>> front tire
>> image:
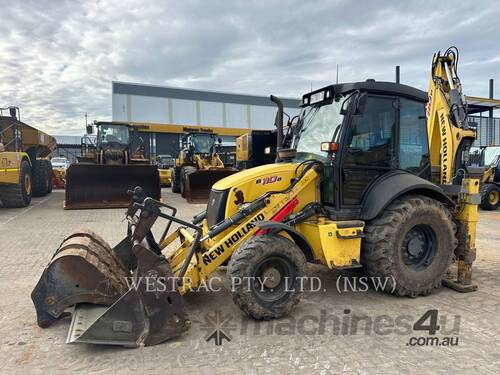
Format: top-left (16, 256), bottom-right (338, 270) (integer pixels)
top-left (480, 183), bottom-right (500, 211)
top-left (227, 234), bottom-right (306, 320)
top-left (362, 195), bottom-right (456, 297)
top-left (0, 159), bottom-right (32, 207)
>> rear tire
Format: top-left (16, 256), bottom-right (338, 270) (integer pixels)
top-left (362, 195), bottom-right (456, 297)
top-left (171, 167), bottom-right (181, 193)
top-left (227, 234), bottom-right (306, 320)
top-left (46, 162), bottom-right (53, 194)
top-left (0, 159), bottom-right (32, 208)
top-left (480, 183), bottom-right (500, 211)
top-left (32, 159), bottom-right (51, 197)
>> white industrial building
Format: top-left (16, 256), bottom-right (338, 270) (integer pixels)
top-left (111, 82), bottom-right (300, 158)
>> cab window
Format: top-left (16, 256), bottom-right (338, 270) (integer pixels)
top-left (399, 98), bottom-right (429, 176)
top-left (343, 96), bottom-right (396, 168)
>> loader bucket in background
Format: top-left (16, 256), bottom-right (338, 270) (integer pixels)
top-left (184, 169), bottom-right (237, 203)
top-left (64, 164), bottom-right (161, 209)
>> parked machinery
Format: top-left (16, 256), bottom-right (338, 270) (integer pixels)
top-left (32, 47), bottom-right (482, 347)
top-left (236, 130), bottom-right (277, 169)
top-left (474, 147), bottom-right (500, 210)
top-left (0, 106), bottom-right (55, 207)
top-left (64, 121), bottom-right (160, 209)
top-left (50, 157), bottom-right (69, 189)
top-left (171, 131), bottom-right (237, 202)
top-left (156, 154), bottom-right (175, 186)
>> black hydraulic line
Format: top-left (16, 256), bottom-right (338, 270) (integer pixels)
top-left (134, 199), bottom-right (203, 284)
top-left (192, 211), bottom-right (206, 225)
top-left (159, 204), bottom-right (178, 243)
top-left (206, 199), bottom-right (267, 238)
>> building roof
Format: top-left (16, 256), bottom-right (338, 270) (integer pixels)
top-left (465, 96), bottom-right (500, 114)
top-left (112, 81), bottom-right (300, 108)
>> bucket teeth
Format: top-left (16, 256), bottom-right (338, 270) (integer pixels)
top-left (31, 229), bottom-right (131, 328)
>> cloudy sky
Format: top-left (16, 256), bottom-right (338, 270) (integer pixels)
top-left (1, 0), bottom-right (500, 135)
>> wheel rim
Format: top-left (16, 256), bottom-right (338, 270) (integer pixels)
top-left (401, 225), bottom-right (437, 271)
top-left (24, 174), bottom-right (32, 195)
top-left (488, 190), bottom-right (499, 205)
top-left (252, 256), bottom-right (294, 302)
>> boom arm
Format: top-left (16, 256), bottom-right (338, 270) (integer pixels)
top-left (427, 47), bottom-right (480, 293)
top-left (426, 47), bottom-right (476, 185)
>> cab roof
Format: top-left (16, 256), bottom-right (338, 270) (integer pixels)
top-left (317, 80), bottom-right (428, 103)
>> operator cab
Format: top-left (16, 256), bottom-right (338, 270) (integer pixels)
top-left (182, 132), bottom-right (222, 156)
top-left (99, 125), bottom-right (130, 146)
top-left (291, 81), bottom-right (430, 218)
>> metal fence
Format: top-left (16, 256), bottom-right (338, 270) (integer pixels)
top-left (470, 116), bottom-right (500, 147)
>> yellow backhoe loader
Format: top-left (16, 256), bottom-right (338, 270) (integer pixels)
top-left (171, 131), bottom-right (237, 202)
top-left (32, 47), bottom-right (482, 347)
top-left (1, 106), bottom-right (56, 207)
top-left (64, 121), bottom-right (160, 209)
top-left (470, 147), bottom-right (500, 210)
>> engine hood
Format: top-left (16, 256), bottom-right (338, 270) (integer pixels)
top-left (207, 162), bottom-right (319, 228)
top-left (212, 163), bottom-right (298, 190)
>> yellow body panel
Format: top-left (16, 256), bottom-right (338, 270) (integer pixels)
top-left (297, 219), bottom-right (363, 268)
top-left (236, 133), bottom-right (250, 162)
top-left (158, 168), bottom-right (172, 186)
top-left (212, 163), bottom-right (319, 220)
top-left (0, 151), bottom-right (28, 185)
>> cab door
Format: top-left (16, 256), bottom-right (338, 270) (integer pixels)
top-left (339, 95), bottom-right (397, 206)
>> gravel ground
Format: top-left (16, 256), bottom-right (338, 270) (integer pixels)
top-left (0, 189), bottom-right (499, 374)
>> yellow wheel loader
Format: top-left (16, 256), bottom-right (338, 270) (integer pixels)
top-left (1, 106), bottom-right (56, 208)
top-left (32, 47), bottom-right (482, 347)
top-left (474, 149), bottom-right (500, 210)
top-left (171, 131), bottom-right (237, 202)
top-left (156, 154), bottom-right (175, 186)
top-left (64, 121), bottom-right (160, 209)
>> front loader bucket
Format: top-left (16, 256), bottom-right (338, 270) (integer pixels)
top-left (31, 228), bottom-right (190, 347)
top-left (31, 230), bottom-right (130, 328)
top-left (184, 169), bottom-right (237, 203)
top-left (64, 164), bottom-right (161, 209)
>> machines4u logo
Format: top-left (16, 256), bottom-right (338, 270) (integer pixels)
top-left (200, 311), bottom-right (236, 346)
top-left (256, 176), bottom-right (282, 185)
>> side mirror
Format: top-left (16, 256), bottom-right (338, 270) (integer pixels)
top-left (321, 142), bottom-right (338, 153)
top-left (9, 107), bottom-right (17, 119)
top-left (86, 125), bottom-right (93, 134)
top-left (218, 138), bottom-right (222, 144)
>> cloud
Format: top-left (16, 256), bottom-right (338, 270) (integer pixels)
top-left (1, 0), bottom-right (500, 135)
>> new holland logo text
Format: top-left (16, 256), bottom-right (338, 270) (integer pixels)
top-left (256, 176), bottom-right (282, 185)
top-left (439, 112), bottom-right (448, 183)
top-left (202, 213), bottom-right (265, 265)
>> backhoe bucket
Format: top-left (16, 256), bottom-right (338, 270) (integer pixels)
top-left (31, 228), bottom-right (190, 347)
top-left (64, 164), bottom-right (161, 209)
top-left (184, 169), bottom-right (237, 203)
